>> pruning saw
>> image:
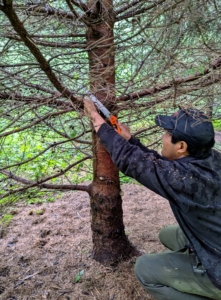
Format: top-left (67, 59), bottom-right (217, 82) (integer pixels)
top-left (85, 90), bottom-right (121, 134)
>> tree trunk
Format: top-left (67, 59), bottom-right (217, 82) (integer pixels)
top-left (86, 0), bottom-right (137, 264)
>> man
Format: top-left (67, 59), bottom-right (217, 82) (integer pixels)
top-left (84, 98), bottom-right (221, 300)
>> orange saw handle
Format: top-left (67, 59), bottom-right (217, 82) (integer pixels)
top-left (110, 115), bottom-right (121, 134)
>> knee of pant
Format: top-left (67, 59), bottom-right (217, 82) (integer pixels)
top-left (158, 227), bottom-right (166, 244)
top-left (134, 254), bottom-right (155, 285)
top-left (158, 225), bottom-right (171, 245)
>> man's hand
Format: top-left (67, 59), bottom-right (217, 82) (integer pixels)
top-left (83, 97), bottom-right (98, 119)
top-left (83, 97), bottom-right (131, 139)
top-left (83, 97), bottom-right (105, 132)
top-left (118, 122), bottom-right (132, 140)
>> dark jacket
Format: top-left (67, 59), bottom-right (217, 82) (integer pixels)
top-left (97, 123), bottom-right (221, 289)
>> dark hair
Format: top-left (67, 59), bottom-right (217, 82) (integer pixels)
top-left (171, 134), bottom-right (215, 159)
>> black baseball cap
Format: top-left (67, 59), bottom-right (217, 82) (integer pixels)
top-left (155, 108), bottom-right (215, 147)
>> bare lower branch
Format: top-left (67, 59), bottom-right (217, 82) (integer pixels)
top-left (0, 156), bottom-right (92, 199)
top-left (65, 0), bottom-right (80, 19)
top-left (133, 125), bottom-right (158, 137)
top-left (0, 62), bottom-right (38, 68)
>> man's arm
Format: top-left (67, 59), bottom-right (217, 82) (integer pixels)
top-left (128, 135), bottom-right (162, 158)
top-left (84, 98), bottom-right (160, 158)
top-left (96, 122), bottom-right (171, 196)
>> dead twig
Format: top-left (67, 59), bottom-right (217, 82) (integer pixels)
top-left (56, 289), bottom-right (74, 300)
top-left (14, 269), bottom-right (46, 288)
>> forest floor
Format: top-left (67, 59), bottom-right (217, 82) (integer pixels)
top-left (0, 183), bottom-right (176, 300)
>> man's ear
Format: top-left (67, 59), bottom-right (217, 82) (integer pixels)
top-left (177, 141), bottom-right (188, 154)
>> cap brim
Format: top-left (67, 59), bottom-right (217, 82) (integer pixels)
top-left (155, 115), bottom-right (174, 130)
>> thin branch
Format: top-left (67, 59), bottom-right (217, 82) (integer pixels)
top-left (115, 0), bottom-right (145, 16)
top-left (0, 105), bottom-right (38, 134)
top-left (65, 0), bottom-right (80, 19)
top-left (30, 33), bottom-right (86, 38)
top-left (1, 34), bottom-right (86, 49)
top-left (133, 125), bottom-right (158, 137)
top-left (70, 0), bottom-right (88, 12)
top-left (14, 270), bottom-right (44, 289)
top-left (0, 62), bottom-right (38, 68)
top-left (0, 108), bottom-right (74, 138)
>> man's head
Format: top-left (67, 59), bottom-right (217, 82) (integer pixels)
top-left (155, 108), bottom-right (215, 160)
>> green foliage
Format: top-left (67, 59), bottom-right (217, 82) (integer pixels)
top-left (0, 189), bottom-right (61, 206)
top-left (120, 173), bottom-right (133, 184)
top-left (35, 209), bottom-right (45, 215)
top-left (0, 214), bottom-right (13, 226)
top-left (213, 119), bottom-right (221, 131)
top-left (74, 269), bottom-right (85, 283)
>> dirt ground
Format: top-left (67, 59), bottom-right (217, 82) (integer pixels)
top-left (0, 183), bottom-right (176, 300)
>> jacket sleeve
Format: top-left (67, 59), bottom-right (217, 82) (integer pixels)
top-left (128, 136), bottom-right (162, 158)
top-left (97, 123), bottom-right (175, 199)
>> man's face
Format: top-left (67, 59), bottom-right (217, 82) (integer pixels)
top-left (161, 130), bottom-right (178, 160)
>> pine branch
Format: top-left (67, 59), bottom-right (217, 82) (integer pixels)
top-left (116, 57), bottom-right (221, 102)
top-left (1, 2), bottom-right (79, 104)
top-left (15, 4), bottom-right (77, 21)
top-left (0, 156), bottom-right (92, 199)
top-left (116, 0), bottom-right (167, 20)
top-left (0, 92), bottom-right (72, 109)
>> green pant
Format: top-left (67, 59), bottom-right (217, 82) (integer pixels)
top-left (134, 224), bottom-right (221, 300)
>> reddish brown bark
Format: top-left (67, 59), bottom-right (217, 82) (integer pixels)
top-left (91, 134), bottom-right (136, 263)
top-left (86, 0), bottom-right (137, 263)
